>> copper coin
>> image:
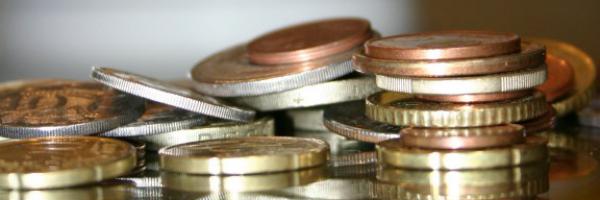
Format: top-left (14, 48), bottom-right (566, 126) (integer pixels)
top-left (416, 90), bottom-right (532, 103)
top-left (247, 18), bottom-right (372, 65)
top-left (401, 124), bottom-right (525, 150)
top-left (519, 105), bottom-right (556, 135)
top-left (536, 54), bottom-right (575, 102)
top-left (365, 30), bottom-right (521, 60)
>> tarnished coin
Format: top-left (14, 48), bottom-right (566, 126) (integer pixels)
top-left (286, 107), bottom-right (327, 131)
top-left (377, 136), bottom-right (547, 170)
top-left (247, 18), bottom-right (372, 65)
top-left (323, 101), bottom-right (402, 143)
top-left (0, 136), bottom-right (136, 189)
top-left (100, 102), bottom-right (206, 137)
top-left (401, 124), bottom-right (525, 150)
top-left (91, 67), bottom-right (255, 122)
top-left (366, 91), bottom-right (548, 127)
top-left (131, 117), bottom-right (274, 151)
top-left (159, 136), bottom-right (329, 174)
top-left (537, 54), bottom-right (575, 102)
top-left (0, 80), bottom-right (143, 138)
top-left (229, 76), bottom-right (380, 111)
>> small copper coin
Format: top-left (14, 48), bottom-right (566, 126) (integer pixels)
top-left (536, 54), bottom-right (575, 102)
top-left (365, 30), bottom-right (521, 60)
top-left (519, 105), bottom-right (556, 135)
top-left (247, 18), bottom-right (372, 65)
top-left (416, 90), bottom-right (532, 103)
top-left (401, 124), bottom-right (525, 150)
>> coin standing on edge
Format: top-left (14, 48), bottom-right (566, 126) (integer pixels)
top-left (91, 67), bottom-right (255, 122)
top-left (159, 136), bottom-right (329, 174)
top-left (400, 124), bottom-right (525, 149)
top-left (0, 136), bottom-right (136, 189)
top-left (0, 79), bottom-right (143, 138)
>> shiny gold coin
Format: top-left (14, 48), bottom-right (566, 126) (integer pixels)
top-left (525, 37), bottom-right (596, 116)
top-left (0, 136), bottom-right (136, 189)
top-left (159, 136), bottom-right (329, 174)
top-left (376, 136), bottom-right (547, 170)
top-left (161, 167), bottom-right (325, 193)
top-left (366, 91), bottom-right (548, 127)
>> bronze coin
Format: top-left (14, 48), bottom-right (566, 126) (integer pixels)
top-left (401, 124), bottom-right (525, 150)
top-left (365, 30), bottom-right (521, 60)
top-left (519, 105), bottom-right (556, 135)
top-left (416, 90), bottom-right (532, 103)
top-left (537, 54), bottom-right (575, 102)
top-left (247, 18), bottom-right (372, 65)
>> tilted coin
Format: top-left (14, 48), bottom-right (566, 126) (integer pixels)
top-left (286, 107), bottom-right (327, 131)
top-left (537, 54), bottom-right (575, 102)
top-left (366, 91), bottom-right (548, 127)
top-left (354, 42), bottom-right (545, 77)
top-left (377, 136), bottom-right (548, 170)
top-left (0, 80), bottom-right (143, 138)
top-left (159, 136), bottom-right (329, 174)
top-left (0, 183), bottom-right (132, 200)
top-left (99, 102), bottom-right (207, 137)
top-left (416, 90), bottom-right (532, 103)
top-left (375, 65), bottom-right (546, 95)
top-left (0, 136), bottom-right (136, 189)
top-left (525, 37), bottom-right (596, 116)
top-left (323, 101), bottom-right (402, 143)
top-left (365, 30), bottom-right (521, 60)
top-left (91, 67), bottom-right (255, 122)
top-left (228, 76), bottom-right (380, 111)
top-left (131, 117), bottom-right (274, 151)
top-left (401, 124), bottom-right (525, 150)
top-left (247, 18), bottom-right (372, 65)
top-left (161, 167), bottom-right (325, 193)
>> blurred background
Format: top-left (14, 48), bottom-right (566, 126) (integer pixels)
top-left (0, 0), bottom-right (598, 81)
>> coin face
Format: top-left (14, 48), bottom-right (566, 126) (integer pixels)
top-left (365, 30), bottom-right (520, 60)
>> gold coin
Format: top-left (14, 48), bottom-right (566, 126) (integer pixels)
top-left (0, 136), bottom-right (136, 189)
top-left (376, 136), bottom-right (547, 170)
top-left (159, 136), bottom-right (329, 174)
top-left (161, 167), bottom-right (325, 192)
top-left (525, 37), bottom-right (596, 116)
top-left (366, 91), bottom-right (548, 127)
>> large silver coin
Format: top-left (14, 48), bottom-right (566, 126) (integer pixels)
top-left (0, 79), bottom-right (143, 138)
top-left (99, 102), bottom-right (206, 137)
top-left (229, 76), bottom-right (380, 111)
top-left (323, 101), bottom-right (401, 143)
top-left (91, 67), bottom-right (255, 122)
top-left (286, 108), bottom-right (327, 131)
top-left (130, 117), bottom-right (275, 151)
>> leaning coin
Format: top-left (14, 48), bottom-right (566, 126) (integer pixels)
top-left (228, 76), bottom-right (380, 111)
top-left (0, 79), bottom-right (143, 138)
top-left (323, 101), bottom-right (402, 143)
top-left (131, 117), bottom-right (274, 151)
top-left (91, 67), bottom-right (255, 122)
top-left (99, 102), bottom-right (206, 137)
top-left (159, 136), bottom-right (329, 174)
top-left (0, 136), bottom-right (136, 189)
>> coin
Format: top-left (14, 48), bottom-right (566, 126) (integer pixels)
top-left (91, 67), bottom-right (255, 122)
top-left (537, 54), bottom-right (575, 102)
top-left (366, 91), bottom-right (548, 127)
top-left (131, 117), bottom-right (274, 151)
top-left (247, 18), bottom-right (372, 65)
top-left (520, 106), bottom-right (556, 134)
top-left (99, 102), bottom-right (207, 137)
top-left (274, 178), bottom-right (374, 200)
top-left (229, 76), bottom-right (380, 111)
top-left (377, 136), bottom-right (547, 170)
top-left (354, 42), bottom-right (545, 77)
top-left (161, 167), bottom-right (325, 192)
top-left (190, 45), bottom-right (356, 97)
top-left (293, 130), bottom-right (371, 154)
top-left (286, 107), bottom-right (327, 131)
top-left (0, 136), bottom-right (136, 189)
top-left (375, 65), bottom-right (546, 95)
top-left (159, 136), bottom-right (329, 174)
top-left (323, 101), bottom-right (402, 143)
top-left (400, 124), bottom-right (525, 150)
top-left (416, 90), bottom-right (532, 103)
top-left (0, 79), bottom-right (143, 138)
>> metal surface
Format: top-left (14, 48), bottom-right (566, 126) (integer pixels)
top-left (286, 107), bottom-right (328, 131)
top-left (91, 67), bottom-right (255, 122)
top-left (537, 54), bottom-right (575, 102)
top-left (401, 124), bottom-right (525, 149)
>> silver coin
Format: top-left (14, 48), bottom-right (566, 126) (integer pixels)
top-left (578, 98), bottom-right (600, 128)
top-left (130, 117), bottom-right (275, 151)
top-left (229, 76), bottom-right (380, 111)
top-left (99, 102), bottom-right (207, 137)
top-left (91, 67), bottom-right (255, 122)
top-left (323, 101), bottom-right (402, 143)
top-left (286, 108), bottom-right (327, 131)
top-left (189, 45), bottom-right (356, 97)
top-left (0, 79), bottom-right (144, 138)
